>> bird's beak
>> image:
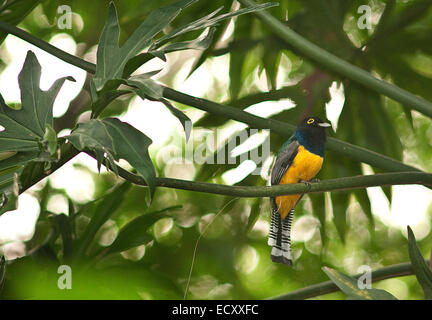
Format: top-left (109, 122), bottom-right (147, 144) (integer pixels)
top-left (318, 122), bottom-right (331, 128)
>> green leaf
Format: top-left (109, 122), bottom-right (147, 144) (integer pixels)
top-left (0, 51), bottom-right (72, 211)
top-left (353, 188), bottom-right (374, 229)
top-left (186, 0), bottom-right (234, 77)
top-left (0, 151), bottom-right (40, 173)
top-left (74, 182), bottom-right (131, 259)
top-left (322, 267), bottom-right (398, 300)
top-left (102, 118), bottom-right (156, 196)
top-left (407, 226), bottom-right (432, 300)
top-left (331, 191), bottom-right (350, 243)
top-left (122, 53), bottom-right (162, 79)
top-left (125, 75), bottom-right (163, 100)
top-left (93, 0), bottom-right (198, 92)
top-left (246, 199), bottom-right (261, 233)
top-left (0, 152), bottom-right (40, 215)
top-left (154, 27), bottom-right (216, 55)
top-left (160, 99), bottom-right (192, 142)
top-left (309, 192), bottom-right (327, 246)
top-left (108, 206), bottom-right (181, 253)
top-left (67, 119), bottom-right (117, 172)
top-left (0, 255), bottom-right (5, 293)
top-left (0, 151), bottom-right (17, 161)
top-left (67, 118), bottom-right (157, 196)
top-left (0, 51), bottom-right (73, 153)
top-left (123, 75), bottom-right (192, 141)
top-left (262, 45), bottom-right (279, 90)
top-left (41, 1), bottom-right (59, 25)
top-left (0, 172), bottom-right (19, 215)
top-left (90, 85), bottom-right (127, 119)
top-left (52, 213), bottom-right (73, 262)
top-left (0, 0), bottom-right (42, 44)
top-left (151, 2), bottom-right (278, 50)
top-left (229, 43), bottom-right (246, 100)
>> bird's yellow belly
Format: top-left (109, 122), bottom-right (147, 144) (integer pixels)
top-left (275, 145), bottom-right (323, 219)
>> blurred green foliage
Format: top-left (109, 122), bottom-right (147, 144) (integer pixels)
top-left (0, 0), bottom-right (432, 300)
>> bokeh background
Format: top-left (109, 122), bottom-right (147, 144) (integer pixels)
top-left (0, 0), bottom-right (432, 299)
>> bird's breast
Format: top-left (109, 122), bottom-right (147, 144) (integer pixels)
top-left (281, 145), bottom-right (324, 183)
top-left (275, 145), bottom-right (323, 218)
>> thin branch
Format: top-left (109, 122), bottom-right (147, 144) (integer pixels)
top-left (157, 172), bottom-right (432, 196)
top-left (85, 152), bottom-right (432, 196)
top-left (268, 262), bottom-right (414, 300)
top-left (238, 0), bottom-right (432, 119)
top-left (20, 143), bottom-right (79, 193)
top-left (0, 20), bottom-right (96, 74)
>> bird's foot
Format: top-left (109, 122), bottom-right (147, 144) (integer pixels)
top-left (299, 178), bottom-right (320, 191)
top-left (299, 179), bottom-right (312, 191)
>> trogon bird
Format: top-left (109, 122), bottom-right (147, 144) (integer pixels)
top-left (269, 116), bottom-right (330, 265)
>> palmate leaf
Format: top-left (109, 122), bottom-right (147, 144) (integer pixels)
top-left (322, 267), bottom-right (398, 300)
top-left (0, 51), bottom-right (73, 154)
top-left (0, 51), bottom-right (73, 214)
top-left (91, 0), bottom-right (198, 141)
top-left (67, 118), bottom-right (156, 197)
top-left (92, 0), bottom-right (198, 93)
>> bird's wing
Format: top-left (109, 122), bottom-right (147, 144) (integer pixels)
top-left (271, 138), bottom-right (299, 186)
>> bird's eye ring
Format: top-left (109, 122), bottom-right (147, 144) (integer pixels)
top-left (307, 118), bottom-right (315, 124)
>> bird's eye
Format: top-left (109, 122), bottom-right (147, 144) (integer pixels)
top-left (307, 118), bottom-right (315, 124)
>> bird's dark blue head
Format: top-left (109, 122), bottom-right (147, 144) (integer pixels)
top-left (294, 116), bottom-right (331, 156)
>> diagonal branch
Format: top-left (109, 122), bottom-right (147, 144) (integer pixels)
top-left (162, 87), bottom-right (421, 173)
top-left (0, 20), bottom-right (427, 197)
top-left (0, 20), bottom-right (96, 74)
top-left (84, 150), bottom-right (432, 196)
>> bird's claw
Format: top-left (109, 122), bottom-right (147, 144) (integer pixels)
top-left (299, 179), bottom-right (312, 191)
top-left (300, 178), bottom-right (320, 191)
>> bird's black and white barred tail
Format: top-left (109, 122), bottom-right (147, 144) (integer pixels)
top-left (268, 209), bottom-right (294, 265)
